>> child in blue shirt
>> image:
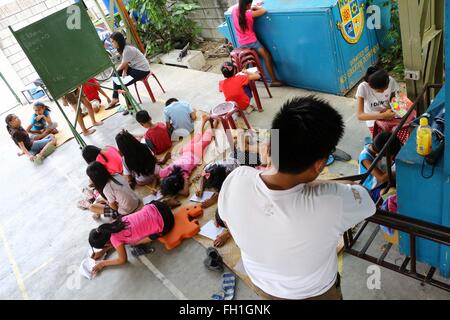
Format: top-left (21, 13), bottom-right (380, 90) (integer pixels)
top-left (27, 101), bottom-right (58, 139)
top-left (359, 132), bottom-right (402, 193)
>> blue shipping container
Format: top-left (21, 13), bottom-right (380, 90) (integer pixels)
top-left (221, 0), bottom-right (380, 95)
top-left (396, 89), bottom-right (450, 278)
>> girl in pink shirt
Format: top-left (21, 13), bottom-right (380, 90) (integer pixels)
top-left (82, 145), bottom-right (123, 174)
top-left (89, 201), bottom-right (174, 274)
top-left (231, 0), bottom-right (282, 87)
top-left (160, 118), bottom-right (214, 197)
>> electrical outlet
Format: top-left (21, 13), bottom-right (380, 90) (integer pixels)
top-left (404, 70), bottom-right (421, 81)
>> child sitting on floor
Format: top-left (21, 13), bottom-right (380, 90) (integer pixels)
top-left (27, 101), bottom-right (58, 138)
top-left (356, 66), bottom-right (400, 135)
top-left (160, 115), bottom-right (213, 197)
top-left (135, 110), bottom-right (172, 155)
top-left (359, 132), bottom-right (402, 198)
top-left (115, 130), bottom-right (171, 189)
top-left (88, 201), bottom-right (175, 274)
top-left (82, 145), bottom-right (123, 174)
top-left (219, 61), bottom-right (261, 114)
top-left (82, 78), bottom-right (112, 113)
top-left (6, 114), bottom-right (57, 164)
top-left (86, 161), bottom-right (140, 219)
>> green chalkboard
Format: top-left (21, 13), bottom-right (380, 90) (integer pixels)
top-left (11, 2), bottom-right (112, 99)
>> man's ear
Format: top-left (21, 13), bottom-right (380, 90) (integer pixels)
top-left (314, 158), bottom-right (327, 175)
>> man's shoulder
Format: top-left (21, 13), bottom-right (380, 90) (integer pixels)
top-left (224, 166), bottom-right (258, 186)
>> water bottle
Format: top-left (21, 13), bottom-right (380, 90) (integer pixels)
top-left (416, 117), bottom-right (432, 156)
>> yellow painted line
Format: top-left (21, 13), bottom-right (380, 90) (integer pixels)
top-left (0, 224), bottom-right (29, 300)
top-left (23, 258), bottom-right (54, 282)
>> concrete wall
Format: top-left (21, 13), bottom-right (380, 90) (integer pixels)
top-left (191, 0), bottom-right (235, 41)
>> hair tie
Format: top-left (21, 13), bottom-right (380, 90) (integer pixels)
top-left (202, 172), bottom-right (211, 180)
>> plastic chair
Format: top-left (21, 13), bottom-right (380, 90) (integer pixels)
top-left (230, 48), bottom-right (272, 98)
top-left (208, 102), bottom-right (252, 149)
top-left (134, 72), bottom-right (165, 104)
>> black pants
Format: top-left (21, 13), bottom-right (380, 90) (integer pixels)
top-left (148, 201), bottom-right (175, 240)
top-left (113, 67), bottom-right (150, 99)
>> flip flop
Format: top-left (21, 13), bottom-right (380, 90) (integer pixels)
top-left (326, 154), bottom-right (335, 166)
top-left (211, 291), bottom-right (225, 300)
top-left (332, 148), bottom-right (351, 162)
top-left (222, 273), bottom-right (236, 300)
top-left (131, 245), bottom-right (155, 257)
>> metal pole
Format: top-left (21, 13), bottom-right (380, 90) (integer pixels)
top-left (0, 71), bottom-right (21, 105)
top-left (111, 65), bottom-right (141, 114)
top-left (54, 99), bottom-right (86, 149)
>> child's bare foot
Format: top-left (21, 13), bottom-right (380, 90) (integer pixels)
top-left (93, 121), bottom-right (104, 126)
top-left (51, 128), bottom-right (59, 134)
top-left (214, 231), bottom-right (231, 248)
top-left (82, 128), bottom-right (96, 136)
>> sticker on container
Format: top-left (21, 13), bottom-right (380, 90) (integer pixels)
top-left (337, 0), bottom-right (365, 44)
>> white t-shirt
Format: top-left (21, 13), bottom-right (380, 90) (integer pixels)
top-left (122, 45), bottom-right (151, 72)
top-left (355, 77), bottom-right (400, 127)
top-left (103, 174), bottom-right (140, 215)
top-left (218, 167), bottom-right (376, 300)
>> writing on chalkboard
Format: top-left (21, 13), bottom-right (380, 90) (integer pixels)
top-left (23, 30), bottom-right (50, 51)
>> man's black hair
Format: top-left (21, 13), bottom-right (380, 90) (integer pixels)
top-left (136, 110), bottom-right (151, 124)
top-left (271, 96), bottom-right (344, 174)
top-left (165, 98), bottom-right (179, 107)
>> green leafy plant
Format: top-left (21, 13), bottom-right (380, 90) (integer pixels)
top-left (126, 0), bottom-right (202, 56)
top-left (367, 0), bottom-right (404, 79)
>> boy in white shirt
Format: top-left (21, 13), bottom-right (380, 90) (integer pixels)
top-left (218, 96), bottom-right (376, 300)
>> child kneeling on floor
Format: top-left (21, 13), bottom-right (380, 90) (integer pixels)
top-left (86, 161), bottom-right (140, 219)
top-left (135, 110), bottom-right (172, 155)
top-left (219, 61), bottom-right (261, 114)
top-left (89, 201), bottom-right (175, 274)
top-left (160, 115), bottom-right (214, 197)
top-left (359, 132), bottom-right (402, 200)
top-left (115, 130), bottom-right (170, 189)
top-left (6, 114), bottom-right (57, 164)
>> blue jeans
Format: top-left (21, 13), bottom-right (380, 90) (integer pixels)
top-left (240, 40), bottom-right (263, 50)
top-left (29, 135), bottom-right (53, 155)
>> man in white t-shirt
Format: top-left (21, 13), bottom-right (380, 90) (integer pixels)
top-left (218, 96), bottom-right (376, 300)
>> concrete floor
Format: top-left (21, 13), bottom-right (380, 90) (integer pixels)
top-left (1, 64), bottom-right (449, 300)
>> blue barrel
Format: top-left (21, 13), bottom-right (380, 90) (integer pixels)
top-left (221, 0), bottom-right (380, 95)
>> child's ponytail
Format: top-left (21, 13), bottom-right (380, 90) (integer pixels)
top-left (239, 0), bottom-right (253, 32)
top-left (89, 218), bottom-right (129, 249)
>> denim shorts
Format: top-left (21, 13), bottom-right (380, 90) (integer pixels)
top-left (29, 135), bottom-right (53, 155)
top-left (240, 40), bottom-right (263, 50)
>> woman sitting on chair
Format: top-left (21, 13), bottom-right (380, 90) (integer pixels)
top-left (107, 32), bottom-right (151, 115)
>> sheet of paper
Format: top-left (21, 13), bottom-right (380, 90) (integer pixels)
top-left (79, 258), bottom-right (96, 280)
top-left (190, 191), bottom-right (215, 203)
top-left (246, 67), bottom-right (258, 73)
top-left (112, 75), bottom-right (134, 86)
top-left (143, 191), bottom-right (163, 205)
top-left (199, 220), bottom-right (225, 241)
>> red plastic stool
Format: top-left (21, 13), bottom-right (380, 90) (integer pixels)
top-left (208, 102), bottom-right (252, 149)
top-left (230, 48), bottom-right (272, 98)
top-left (134, 72), bottom-right (165, 104)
